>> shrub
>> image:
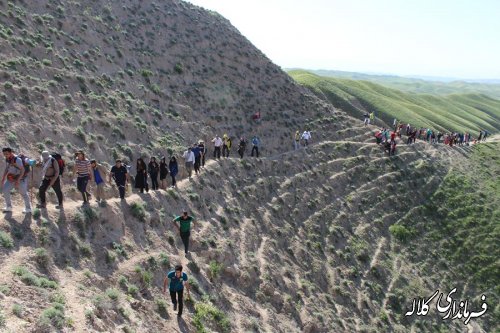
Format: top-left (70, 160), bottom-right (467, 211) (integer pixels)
top-left (34, 247), bottom-right (50, 267)
top-left (32, 208), bottom-right (41, 220)
top-left (159, 253), bottom-right (169, 267)
top-left (106, 288), bottom-right (120, 301)
top-left (130, 202), bottom-right (146, 221)
top-left (141, 270), bottom-right (153, 286)
top-left (193, 301), bottom-right (231, 333)
top-left (389, 224), bottom-right (412, 242)
top-left (12, 304), bottom-right (23, 317)
top-left (127, 284), bottom-right (139, 296)
top-left (118, 275), bottom-right (128, 287)
top-left (0, 310), bottom-right (4, 327)
top-left (0, 231), bottom-right (14, 248)
top-left (40, 303), bottom-right (66, 329)
top-left (155, 298), bottom-right (168, 317)
top-left (79, 242), bottom-right (93, 257)
top-left (208, 261), bottom-right (223, 280)
top-left (3, 81), bottom-right (13, 89)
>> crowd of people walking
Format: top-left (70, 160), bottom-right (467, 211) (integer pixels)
top-left (372, 117), bottom-right (491, 156)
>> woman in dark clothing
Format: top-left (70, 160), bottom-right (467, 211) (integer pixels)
top-left (168, 156), bottom-right (178, 188)
top-left (159, 157), bottom-right (169, 190)
top-left (148, 157), bottom-right (160, 190)
top-left (135, 158), bottom-right (149, 193)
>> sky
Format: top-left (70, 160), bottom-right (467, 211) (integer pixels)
top-left (186, 0), bottom-right (500, 80)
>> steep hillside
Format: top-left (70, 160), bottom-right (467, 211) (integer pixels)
top-left (298, 69), bottom-right (500, 100)
top-left (1, 119), bottom-right (497, 332)
top-left (289, 70), bottom-right (500, 134)
top-left (0, 0), bottom-right (335, 165)
top-left (0, 1), bottom-right (498, 333)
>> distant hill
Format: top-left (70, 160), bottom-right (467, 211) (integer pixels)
top-left (289, 69), bottom-right (500, 100)
top-left (289, 70), bottom-right (500, 134)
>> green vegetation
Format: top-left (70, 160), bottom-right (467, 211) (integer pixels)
top-left (0, 231), bottom-right (14, 248)
top-left (12, 266), bottom-right (58, 289)
top-left (130, 202), bottom-right (146, 221)
top-left (289, 70), bottom-right (500, 134)
top-left (398, 143), bottom-right (499, 327)
top-left (193, 300), bottom-right (231, 333)
top-left (304, 69), bottom-right (500, 99)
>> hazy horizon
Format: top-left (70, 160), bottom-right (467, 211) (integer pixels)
top-left (187, 0), bottom-right (500, 80)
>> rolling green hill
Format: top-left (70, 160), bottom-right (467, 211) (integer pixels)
top-left (298, 69), bottom-right (500, 100)
top-left (289, 70), bottom-right (500, 134)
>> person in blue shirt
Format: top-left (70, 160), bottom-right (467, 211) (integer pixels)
top-left (90, 160), bottom-right (107, 204)
top-left (251, 135), bottom-right (260, 157)
top-left (163, 264), bottom-right (190, 317)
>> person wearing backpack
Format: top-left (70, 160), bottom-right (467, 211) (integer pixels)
top-left (37, 151), bottom-right (63, 209)
top-left (2, 147), bottom-right (32, 213)
top-left (163, 264), bottom-right (190, 317)
top-left (109, 159), bottom-right (129, 199)
top-left (90, 160), bottom-right (107, 204)
top-left (72, 150), bottom-right (94, 206)
top-left (251, 135), bottom-right (260, 157)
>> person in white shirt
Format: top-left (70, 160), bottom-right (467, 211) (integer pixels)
top-left (301, 130), bottom-right (312, 147)
top-left (183, 148), bottom-right (195, 178)
top-left (211, 135), bottom-right (223, 160)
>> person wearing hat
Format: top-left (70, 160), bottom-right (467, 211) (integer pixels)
top-left (37, 151), bottom-right (63, 209)
top-left (294, 130), bottom-right (301, 150)
top-left (172, 210), bottom-right (195, 255)
top-left (2, 147), bottom-right (32, 213)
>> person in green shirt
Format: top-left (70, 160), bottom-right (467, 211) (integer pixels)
top-left (172, 210), bottom-right (195, 254)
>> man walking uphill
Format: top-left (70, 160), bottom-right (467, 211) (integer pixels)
top-left (2, 147), bottom-right (32, 213)
top-left (172, 210), bottom-right (195, 255)
top-left (163, 264), bottom-right (190, 317)
top-left (37, 151), bottom-right (63, 209)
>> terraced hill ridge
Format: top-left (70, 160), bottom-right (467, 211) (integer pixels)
top-left (289, 70), bottom-right (500, 135)
top-left (0, 0), bottom-right (498, 332)
top-left (297, 68), bottom-right (500, 100)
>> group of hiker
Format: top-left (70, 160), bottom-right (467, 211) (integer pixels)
top-left (294, 130), bottom-right (312, 149)
top-left (372, 117), bottom-right (491, 156)
top-left (1, 132), bottom-right (264, 212)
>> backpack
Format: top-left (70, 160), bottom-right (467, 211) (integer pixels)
top-left (8, 154), bottom-right (35, 179)
top-left (51, 153), bottom-right (65, 175)
top-left (227, 138), bottom-right (232, 149)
